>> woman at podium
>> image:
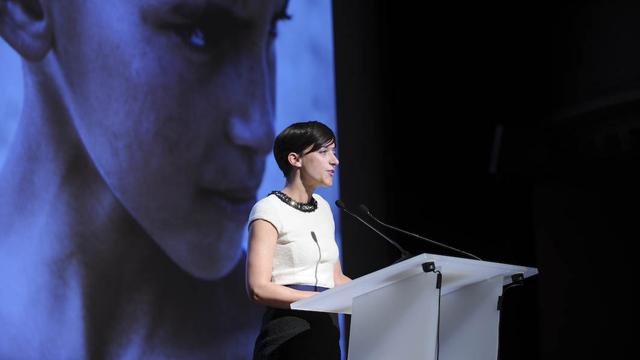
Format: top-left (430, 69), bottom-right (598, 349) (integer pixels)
top-left (246, 121), bottom-right (351, 359)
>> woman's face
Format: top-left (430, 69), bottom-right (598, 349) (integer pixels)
top-left (300, 142), bottom-right (339, 188)
top-left (48, 0), bottom-right (288, 279)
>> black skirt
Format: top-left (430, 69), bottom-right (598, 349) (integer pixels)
top-left (252, 307), bottom-right (341, 360)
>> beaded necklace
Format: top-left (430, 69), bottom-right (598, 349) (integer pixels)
top-left (270, 190), bottom-right (318, 212)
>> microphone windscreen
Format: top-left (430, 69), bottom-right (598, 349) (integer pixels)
top-left (335, 199), bottom-right (346, 209)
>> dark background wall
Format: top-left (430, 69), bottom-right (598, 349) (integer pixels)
top-left (334, 1), bottom-right (638, 359)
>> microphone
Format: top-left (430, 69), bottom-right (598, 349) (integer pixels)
top-left (335, 200), bottom-right (412, 260)
top-left (359, 204), bottom-right (483, 261)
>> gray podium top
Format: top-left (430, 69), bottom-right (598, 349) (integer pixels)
top-left (291, 253), bottom-right (538, 314)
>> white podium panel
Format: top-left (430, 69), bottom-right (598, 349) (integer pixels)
top-left (292, 254), bottom-right (434, 314)
top-left (439, 275), bottom-right (503, 360)
top-left (349, 272), bottom-right (439, 360)
top-left (291, 253), bottom-right (538, 360)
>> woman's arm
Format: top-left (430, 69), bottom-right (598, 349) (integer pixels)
top-left (333, 261), bottom-right (352, 287)
top-left (246, 219), bottom-right (318, 309)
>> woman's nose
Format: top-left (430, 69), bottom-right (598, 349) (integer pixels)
top-left (331, 152), bottom-right (339, 165)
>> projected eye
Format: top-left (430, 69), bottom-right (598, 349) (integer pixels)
top-left (187, 28), bottom-right (206, 48)
top-left (174, 25), bottom-right (216, 51)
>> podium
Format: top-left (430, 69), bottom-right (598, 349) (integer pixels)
top-left (291, 253), bottom-right (538, 360)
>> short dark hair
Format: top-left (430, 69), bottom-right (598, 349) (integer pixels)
top-left (273, 121), bottom-right (336, 178)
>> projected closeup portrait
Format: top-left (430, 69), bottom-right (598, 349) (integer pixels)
top-left (0, 0), bottom-right (340, 358)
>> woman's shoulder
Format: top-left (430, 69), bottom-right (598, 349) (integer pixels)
top-left (252, 193), bottom-right (280, 210)
top-left (248, 193), bottom-right (283, 226)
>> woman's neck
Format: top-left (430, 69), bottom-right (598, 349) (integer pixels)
top-left (282, 179), bottom-right (315, 203)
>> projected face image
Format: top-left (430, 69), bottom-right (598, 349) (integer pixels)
top-left (1, 0), bottom-right (342, 357)
top-left (48, 0), bottom-right (287, 278)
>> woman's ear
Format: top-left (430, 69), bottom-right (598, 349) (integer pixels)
top-left (0, 0), bottom-right (52, 61)
top-left (287, 152), bottom-right (302, 170)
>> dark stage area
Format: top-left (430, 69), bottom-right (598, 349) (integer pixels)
top-left (334, 1), bottom-right (638, 359)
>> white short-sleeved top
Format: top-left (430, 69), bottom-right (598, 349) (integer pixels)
top-left (248, 193), bottom-right (340, 289)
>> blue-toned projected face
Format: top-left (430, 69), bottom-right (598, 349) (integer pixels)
top-left (50, 0), bottom-right (287, 278)
top-left (0, 0), bottom-right (288, 358)
top-left (0, 0), bottom-right (339, 358)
